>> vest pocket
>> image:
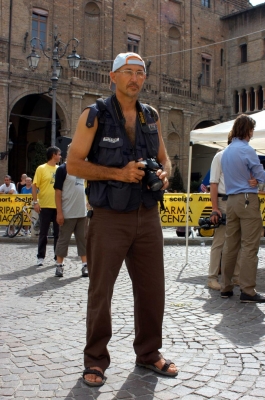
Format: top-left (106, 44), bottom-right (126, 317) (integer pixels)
top-left (107, 181), bottom-right (132, 211)
top-left (98, 138), bottom-right (123, 166)
top-left (89, 182), bottom-right (108, 207)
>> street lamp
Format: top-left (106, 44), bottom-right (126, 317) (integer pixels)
top-left (27, 26), bottom-right (80, 146)
top-left (0, 139), bottom-right (13, 161)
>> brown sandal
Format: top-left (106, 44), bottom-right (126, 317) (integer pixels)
top-left (136, 359), bottom-right (178, 377)
top-left (82, 367), bottom-right (106, 387)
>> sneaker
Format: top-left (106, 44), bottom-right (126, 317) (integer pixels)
top-left (240, 292), bottom-right (265, 303)
top-left (55, 265), bottom-right (64, 277)
top-left (2, 233), bottom-right (8, 237)
top-left (208, 280), bottom-right (221, 290)
top-left (221, 291), bottom-right (233, 298)
top-left (37, 258), bottom-right (44, 266)
top-left (81, 264), bottom-right (89, 277)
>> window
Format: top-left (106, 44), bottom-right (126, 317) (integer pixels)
top-left (168, 27), bottom-right (181, 78)
top-left (84, 2), bottom-right (100, 59)
top-left (127, 34), bottom-right (140, 53)
top-left (201, 0), bottom-right (210, 7)
top-left (234, 91), bottom-right (239, 114)
top-left (201, 56), bottom-right (211, 86)
top-left (220, 48), bottom-right (224, 66)
top-left (257, 86), bottom-right (263, 110)
top-left (250, 87), bottom-right (255, 112)
top-left (32, 9), bottom-right (48, 49)
top-left (240, 44), bottom-right (247, 63)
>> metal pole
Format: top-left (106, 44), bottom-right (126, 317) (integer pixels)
top-left (185, 141), bottom-right (193, 265)
top-left (51, 48), bottom-right (58, 146)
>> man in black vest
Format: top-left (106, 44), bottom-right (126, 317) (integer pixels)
top-left (68, 52), bottom-right (177, 386)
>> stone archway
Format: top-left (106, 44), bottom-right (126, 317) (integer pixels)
top-left (167, 131), bottom-right (181, 168)
top-left (8, 93), bottom-right (65, 183)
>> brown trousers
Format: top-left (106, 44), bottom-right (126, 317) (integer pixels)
top-left (84, 204), bottom-right (165, 371)
top-left (221, 193), bottom-right (262, 296)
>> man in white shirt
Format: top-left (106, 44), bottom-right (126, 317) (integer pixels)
top-left (208, 150), bottom-right (238, 290)
top-left (0, 175), bottom-right (17, 237)
top-left (208, 140), bottom-right (257, 290)
top-left (0, 175), bottom-right (17, 194)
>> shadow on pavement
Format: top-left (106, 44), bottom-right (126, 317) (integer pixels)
top-left (65, 369), bottom-right (158, 399)
top-left (201, 290), bottom-right (265, 347)
top-left (176, 268), bottom-right (265, 346)
top-left (16, 276), bottom-right (81, 297)
top-left (0, 263), bottom-right (55, 280)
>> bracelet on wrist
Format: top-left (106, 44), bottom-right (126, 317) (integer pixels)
top-left (33, 201), bottom-right (38, 205)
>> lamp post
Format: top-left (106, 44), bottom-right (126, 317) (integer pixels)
top-left (27, 26), bottom-right (80, 146)
top-left (0, 139), bottom-right (13, 161)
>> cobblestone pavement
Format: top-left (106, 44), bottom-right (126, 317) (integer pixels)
top-left (1, 242), bottom-right (265, 400)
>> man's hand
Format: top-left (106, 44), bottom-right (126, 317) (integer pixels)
top-left (249, 177), bottom-right (258, 188)
top-left (210, 209), bottom-right (222, 224)
top-left (33, 203), bottom-right (41, 214)
top-left (120, 161), bottom-right (145, 183)
top-left (156, 169), bottom-right (169, 190)
top-left (56, 212), bottom-right (64, 226)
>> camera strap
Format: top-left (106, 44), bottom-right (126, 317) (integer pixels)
top-left (112, 94), bottom-right (150, 133)
top-left (112, 95), bottom-right (126, 126)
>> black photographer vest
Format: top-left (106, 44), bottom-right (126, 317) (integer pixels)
top-left (85, 95), bottom-right (163, 212)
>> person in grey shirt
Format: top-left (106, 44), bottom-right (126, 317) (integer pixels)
top-left (54, 162), bottom-right (88, 278)
top-left (220, 114), bottom-right (265, 303)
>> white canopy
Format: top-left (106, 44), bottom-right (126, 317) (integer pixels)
top-left (190, 110), bottom-right (265, 155)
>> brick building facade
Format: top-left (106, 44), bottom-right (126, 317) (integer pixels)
top-left (0, 0), bottom-right (264, 186)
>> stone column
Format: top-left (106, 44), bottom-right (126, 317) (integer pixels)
top-left (182, 111), bottom-right (192, 190)
top-left (246, 90), bottom-right (250, 113)
top-left (70, 90), bottom-right (85, 138)
top-left (0, 80), bottom-right (9, 178)
top-left (263, 87), bottom-right (265, 110)
top-left (158, 106), bottom-right (171, 146)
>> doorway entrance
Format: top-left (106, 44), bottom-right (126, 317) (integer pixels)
top-left (8, 94), bottom-right (62, 183)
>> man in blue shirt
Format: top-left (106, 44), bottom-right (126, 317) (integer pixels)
top-left (21, 177), bottom-right (32, 194)
top-left (221, 114), bottom-right (265, 303)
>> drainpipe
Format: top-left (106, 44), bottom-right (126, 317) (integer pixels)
top-left (111, 0), bottom-right (114, 64)
top-left (6, 0), bottom-right (13, 153)
top-left (189, 0), bottom-right (192, 99)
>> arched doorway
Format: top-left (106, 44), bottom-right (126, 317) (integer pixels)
top-left (8, 94), bottom-right (62, 182)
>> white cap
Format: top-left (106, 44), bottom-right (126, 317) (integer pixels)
top-left (112, 52), bottom-right (146, 72)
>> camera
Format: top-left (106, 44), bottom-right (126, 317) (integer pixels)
top-left (198, 213), bottom-right (226, 230)
top-left (140, 158), bottom-right (163, 191)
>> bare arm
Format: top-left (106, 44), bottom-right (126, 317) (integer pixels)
top-left (67, 109), bottom-right (145, 183)
top-left (155, 116), bottom-right (172, 190)
top-left (55, 189), bottom-right (64, 226)
top-left (32, 183), bottom-right (41, 213)
top-left (210, 183), bottom-right (222, 223)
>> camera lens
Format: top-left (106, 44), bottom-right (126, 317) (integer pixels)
top-left (146, 171), bottom-right (163, 191)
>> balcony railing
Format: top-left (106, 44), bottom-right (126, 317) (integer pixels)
top-left (60, 63), bottom-right (197, 99)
